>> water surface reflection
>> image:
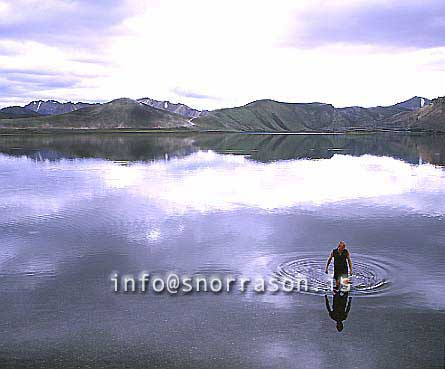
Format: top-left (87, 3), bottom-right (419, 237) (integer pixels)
top-left (325, 293), bottom-right (352, 332)
top-left (0, 133), bottom-right (443, 368)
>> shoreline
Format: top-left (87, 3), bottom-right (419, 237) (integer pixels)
top-left (0, 128), bottom-right (443, 136)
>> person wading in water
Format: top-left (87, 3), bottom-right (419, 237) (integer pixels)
top-left (324, 241), bottom-right (353, 291)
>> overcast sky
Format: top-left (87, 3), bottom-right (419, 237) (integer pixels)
top-left (0, 0), bottom-right (444, 109)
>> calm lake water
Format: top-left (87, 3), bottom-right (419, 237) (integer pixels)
top-left (0, 132), bottom-right (444, 369)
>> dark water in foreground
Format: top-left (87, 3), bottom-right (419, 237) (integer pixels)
top-left (0, 132), bottom-right (444, 369)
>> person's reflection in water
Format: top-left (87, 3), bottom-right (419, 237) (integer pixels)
top-left (325, 292), bottom-right (352, 332)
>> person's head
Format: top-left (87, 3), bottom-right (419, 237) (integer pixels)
top-left (338, 241), bottom-right (346, 252)
top-left (336, 321), bottom-right (344, 332)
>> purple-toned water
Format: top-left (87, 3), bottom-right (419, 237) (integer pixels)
top-left (0, 133), bottom-right (443, 369)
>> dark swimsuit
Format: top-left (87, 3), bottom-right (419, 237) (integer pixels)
top-left (333, 248), bottom-right (349, 280)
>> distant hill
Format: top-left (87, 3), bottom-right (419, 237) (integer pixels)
top-left (394, 96), bottom-right (432, 111)
top-left (0, 106), bottom-right (41, 119)
top-left (337, 104), bottom-right (408, 128)
top-left (25, 100), bottom-right (97, 115)
top-left (194, 99), bottom-right (405, 131)
top-left (387, 96), bottom-right (445, 131)
top-left (0, 98), bottom-right (190, 129)
top-left (193, 96), bottom-right (440, 132)
top-left (195, 100), bottom-right (350, 131)
top-left (137, 97), bottom-right (207, 119)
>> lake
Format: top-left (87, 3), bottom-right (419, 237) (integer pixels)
top-left (0, 132), bottom-right (444, 369)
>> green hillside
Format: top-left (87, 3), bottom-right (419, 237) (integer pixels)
top-left (193, 99), bottom-right (412, 132)
top-left (387, 97), bottom-right (445, 131)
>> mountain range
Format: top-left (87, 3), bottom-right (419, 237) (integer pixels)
top-left (137, 97), bottom-right (208, 118)
top-left (0, 99), bottom-right (190, 129)
top-left (0, 95), bottom-right (444, 132)
top-left (24, 100), bottom-right (98, 115)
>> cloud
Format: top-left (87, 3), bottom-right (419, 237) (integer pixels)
top-left (0, 0), bottom-right (141, 107)
top-left (0, 66), bottom-right (93, 106)
top-left (0, 38), bottom-right (116, 106)
top-left (171, 87), bottom-right (218, 100)
top-left (0, 0), bottom-right (138, 49)
top-left (0, 0), bottom-right (444, 109)
top-left (287, 0), bottom-right (445, 49)
top-left (1, 69), bottom-right (77, 89)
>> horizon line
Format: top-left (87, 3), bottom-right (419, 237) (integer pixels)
top-left (0, 94), bottom-right (437, 112)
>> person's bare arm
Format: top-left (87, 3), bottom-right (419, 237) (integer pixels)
top-left (347, 252), bottom-right (353, 275)
top-left (325, 251), bottom-right (333, 274)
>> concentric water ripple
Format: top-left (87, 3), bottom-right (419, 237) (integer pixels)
top-left (275, 253), bottom-right (394, 296)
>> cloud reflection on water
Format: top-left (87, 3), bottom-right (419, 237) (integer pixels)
top-left (1, 151), bottom-right (444, 217)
